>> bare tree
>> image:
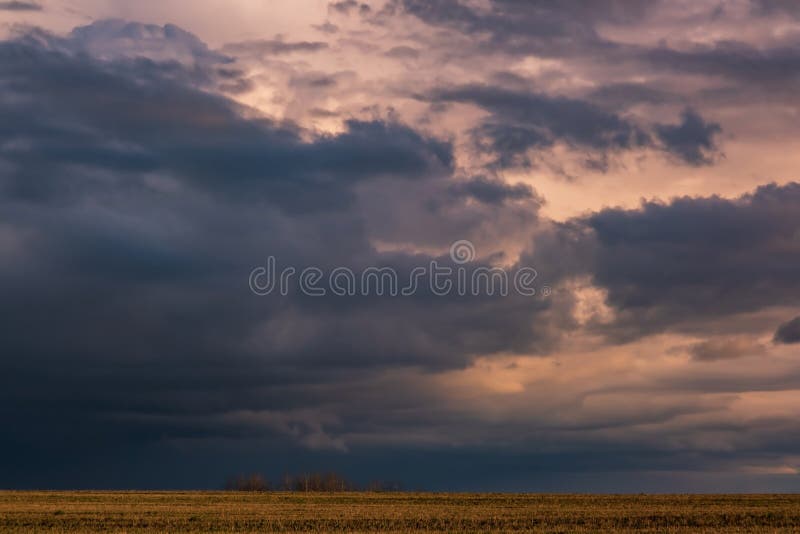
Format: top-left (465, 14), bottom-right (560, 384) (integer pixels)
top-left (225, 471), bottom-right (401, 492)
top-left (225, 473), bottom-right (269, 491)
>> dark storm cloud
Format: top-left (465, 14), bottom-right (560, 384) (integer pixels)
top-left (549, 182), bottom-right (800, 339)
top-left (66, 19), bottom-right (228, 63)
top-left (12, 19), bottom-right (252, 95)
top-left (469, 122), bottom-right (552, 168)
top-left (0, 34), bottom-right (451, 209)
top-left (645, 39), bottom-right (800, 88)
top-left (749, 0), bottom-right (800, 17)
top-left (5, 8), bottom-right (799, 492)
top-left (392, 0), bottom-right (800, 111)
top-left (750, 0), bottom-right (800, 17)
top-left (428, 84), bottom-right (651, 168)
top-left (392, 0), bottom-right (653, 57)
top-left (448, 175), bottom-right (535, 205)
top-left (0, 21), bottom-right (564, 486)
top-left (394, 0), bottom-right (800, 85)
top-left (0, 0), bottom-right (41, 10)
top-left (655, 108), bottom-right (722, 166)
top-left (774, 316), bottom-right (800, 344)
top-left (425, 85), bottom-right (727, 169)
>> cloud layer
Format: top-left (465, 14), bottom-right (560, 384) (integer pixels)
top-left (2, 1), bottom-right (800, 491)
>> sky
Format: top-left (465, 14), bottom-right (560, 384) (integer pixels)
top-left (2, 0), bottom-right (800, 492)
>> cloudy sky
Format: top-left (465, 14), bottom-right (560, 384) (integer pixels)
top-left (3, 0), bottom-right (800, 491)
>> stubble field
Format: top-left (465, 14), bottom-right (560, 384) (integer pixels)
top-left (1, 491), bottom-right (800, 533)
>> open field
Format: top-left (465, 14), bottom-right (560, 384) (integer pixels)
top-left (1, 492), bottom-right (800, 533)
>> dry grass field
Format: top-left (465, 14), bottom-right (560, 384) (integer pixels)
top-left (1, 491), bottom-right (800, 533)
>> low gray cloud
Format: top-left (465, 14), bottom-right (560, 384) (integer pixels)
top-left (313, 22), bottom-right (339, 34)
top-left (645, 39), bottom-right (800, 89)
top-left (427, 84), bottom-right (651, 168)
top-left (689, 337), bottom-right (766, 361)
top-left (448, 175), bottom-right (536, 205)
top-left (66, 19), bottom-right (227, 64)
top-left (391, 0), bottom-right (800, 112)
top-left (222, 38), bottom-right (329, 56)
top-left (774, 316), bottom-right (800, 344)
top-left (655, 108), bottom-right (722, 166)
top-left (385, 45), bottom-right (419, 59)
top-left (533, 182), bottom-right (800, 340)
top-left (329, 0), bottom-right (370, 15)
top-left (0, 1), bottom-right (41, 10)
top-left (392, 0), bottom-right (653, 57)
top-left (424, 85), bottom-right (727, 169)
top-left (0, 32), bottom-right (452, 209)
top-left (587, 83), bottom-right (680, 109)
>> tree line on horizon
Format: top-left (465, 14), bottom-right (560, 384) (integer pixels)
top-left (224, 472), bottom-right (403, 492)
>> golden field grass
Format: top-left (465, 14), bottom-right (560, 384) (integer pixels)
top-left (1, 491), bottom-right (800, 533)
